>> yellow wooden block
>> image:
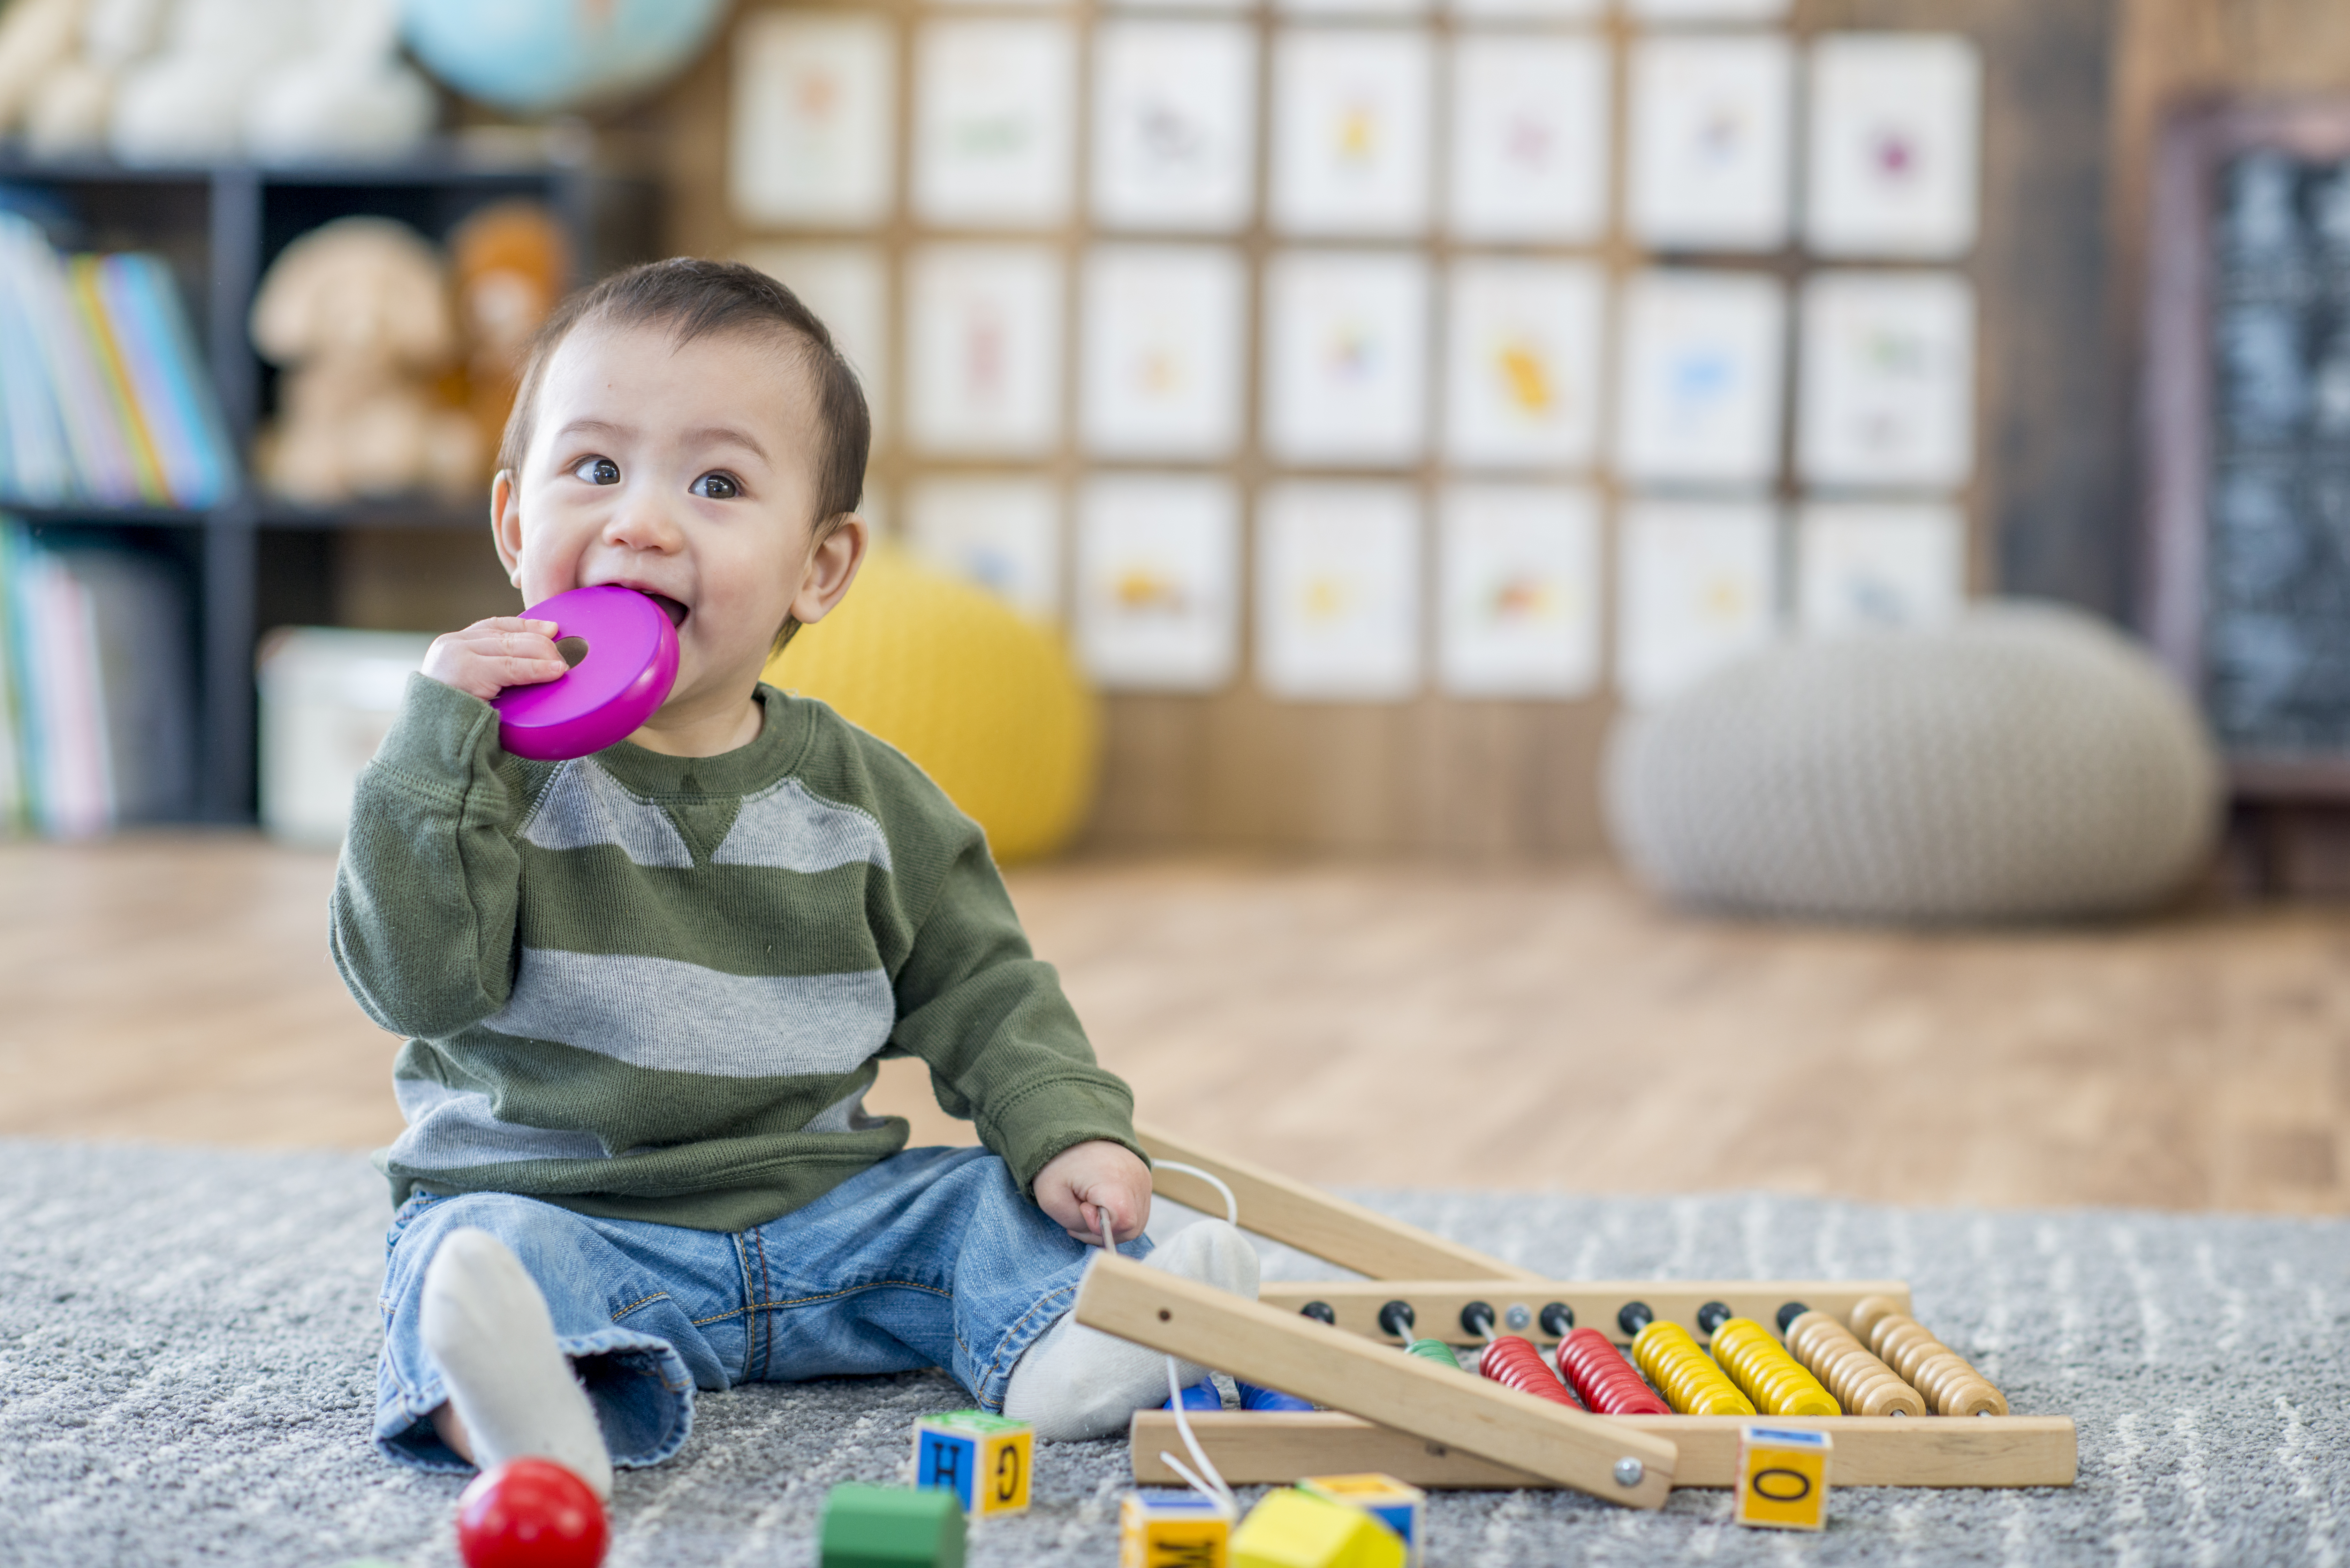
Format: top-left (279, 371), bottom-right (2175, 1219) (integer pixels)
top-left (1734, 1425), bottom-right (1832, 1531)
top-left (912, 1411), bottom-right (1032, 1518)
top-left (1298, 1475), bottom-right (1423, 1568)
top-left (1232, 1488), bottom-right (1406, 1568)
top-left (1120, 1490), bottom-right (1234, 1568)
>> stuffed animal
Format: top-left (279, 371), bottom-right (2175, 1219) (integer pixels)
top-left (22, 0), bottom-right (167, 155)
top-left (0, 0), bottom-right (85, 134)
top-left (448, 201), bottom-right (570, 473)
top-left (244, 0), bottom-right (432, 162)
top-left (250, 215), bottom-right (480, 504)
top-left (109, 0), bottom-right (305, 161)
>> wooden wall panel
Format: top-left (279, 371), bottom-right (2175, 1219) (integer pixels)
top-left (645, 0), bottom-right (2124, 860)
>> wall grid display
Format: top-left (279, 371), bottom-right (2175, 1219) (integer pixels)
top-left (729, 0), bottom-right (1982, 709)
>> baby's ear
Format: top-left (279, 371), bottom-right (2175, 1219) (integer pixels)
top-left (792, 514), bottom-right (869, 625)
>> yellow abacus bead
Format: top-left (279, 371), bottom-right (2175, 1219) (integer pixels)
top-left (1709, 1320), bottom-right (1841, 1418)
top-left (1631, 1322), bottom-right (1755, 1417)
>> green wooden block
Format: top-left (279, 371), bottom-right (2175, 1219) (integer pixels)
top-left (818, 1482), bottom-right (968, 1568)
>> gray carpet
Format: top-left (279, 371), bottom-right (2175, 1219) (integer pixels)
top-left (2, 1141), bottom-right (2345, 1568)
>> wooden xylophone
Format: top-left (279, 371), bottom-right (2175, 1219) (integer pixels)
top-left (1114, 1123), bottom-right (2079, 1506)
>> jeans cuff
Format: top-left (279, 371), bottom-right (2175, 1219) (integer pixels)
top-left (374, 1326), bottom-right (697, 1474)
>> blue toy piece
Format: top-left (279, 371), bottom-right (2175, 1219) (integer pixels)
top-left (1163, 1380), bottom-right (1224, 1411)
top-left (1238, 1382), bottom-right (1316, 1412)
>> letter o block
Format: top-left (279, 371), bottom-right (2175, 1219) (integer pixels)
top-left (1734, 1425), bottom-right (1832, 1532)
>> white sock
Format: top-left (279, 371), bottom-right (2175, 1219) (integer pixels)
top-left (419, 1227), bottom-right (614, 1499)
top-left (1002, 1219), bottom-right (1261, 1441)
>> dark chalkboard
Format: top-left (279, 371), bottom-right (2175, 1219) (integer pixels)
top-left (2144, 102), bottom-right (2350, 795)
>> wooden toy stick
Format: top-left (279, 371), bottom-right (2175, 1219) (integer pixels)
top-left (1256, 1281), bottom-right (1914, 1344)
top-left (1072, 1253), bottom-right (1677, 1508)
top-left (1136, 1121), bottom-right (1543, 1282)
top-left (1125, 1411), bottom-right (2080, 1491)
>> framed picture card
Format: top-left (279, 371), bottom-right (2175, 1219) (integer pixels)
top-left (912, 19), bottom-right (1076, 229)
top-left (1613, 269), bottom-right (1786, 487)
top-left (1797, 500), bottom-right (1966, 637)
top-left (1075, 474), bottom-right (1242, 690)
top-left (729, 12), bottom-right (896, 229)
top-left (1796, 270), bottom-right (1976, 490)
top-left (1092, 21), bottom-right (1259, 233)
top-left (1081, 245), bottom-right (1248, 460)
top-left (1626, 33), bottom-right (1794, 252)
top-left (1805, 33), bottom-right (1982, 260)
top-left (1279, 0), bottom-right (1433, 18)
top-left (905, 244), bottom-right (1064, 457)
top-left (1256, 481), bottom-right (1422, 700)
top-left (906, 475), bottom-right (1063, 622)
top-left (1447, 33), bottom-right (1609, 244)
top-left (1438, 483), bottom-right (1603, 697)
top-left (1443, 258), bottom-right (1606, 471)
top-left (739, 243), bottom-right (890, 439)
top-left (1617, 498), bottom-right (1780, 706)
top-left (1269, 29), bottom-right (1435, 237)
top-left (1451, 0), bottom-right (1603, 19)
top-left (1262, 249), bottom-right (1430, 465)
top-left (1626, 0), bottom-right (1790, 19)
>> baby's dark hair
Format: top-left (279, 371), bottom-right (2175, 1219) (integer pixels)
top-left (497, 258), bottom-right (871, 647)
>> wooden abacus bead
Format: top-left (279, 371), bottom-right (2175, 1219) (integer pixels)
top-left (1849, 1294), bottom-right (1903, 1343)
top-left (1781, 1307), bottom-right (1927, 1419)
top-left (1708, 1317), bottom-right (1840, 1417)
top-left (1862, 1308), bottom-right (2010, 1418)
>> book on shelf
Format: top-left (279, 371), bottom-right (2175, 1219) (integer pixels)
top-left (0, 212), bottom-right (238, 511)
top-left (0, 519), bottom-right (197, 837)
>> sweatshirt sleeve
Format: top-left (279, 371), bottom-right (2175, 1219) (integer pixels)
top-left (887, 836), bottom-right (1143, 1192)
top-left (329, 673), bottom-right (529, 1042)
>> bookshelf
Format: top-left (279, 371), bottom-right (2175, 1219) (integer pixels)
top-left (0, 150), bottom-right (660, 823)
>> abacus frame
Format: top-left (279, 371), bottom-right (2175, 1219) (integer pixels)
top-left (1126, 1122), bottom-right (2079, 1492)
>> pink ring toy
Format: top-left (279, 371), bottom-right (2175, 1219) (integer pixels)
top-left (493, 585), bottom-right (680, 761)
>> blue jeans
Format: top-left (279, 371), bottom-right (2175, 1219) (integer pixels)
top-left (373, 1145), bottom-right (1147, 1474)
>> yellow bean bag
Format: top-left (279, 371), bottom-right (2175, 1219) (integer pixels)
top-left (762, 545), bottom-right (1099, 864)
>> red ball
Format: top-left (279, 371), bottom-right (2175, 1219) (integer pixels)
top-left (455, 1459), bottom-right (608, 1568)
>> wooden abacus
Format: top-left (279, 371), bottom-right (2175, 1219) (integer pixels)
top-left (1107, 1124), bottom-right (2078, 1503)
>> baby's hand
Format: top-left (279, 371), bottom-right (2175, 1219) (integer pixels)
top-left (1035, 1140), bottom-right (1154, 1247)
top-left (421, 616), bottom-right (569, 702)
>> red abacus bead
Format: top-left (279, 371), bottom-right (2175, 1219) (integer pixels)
top-left (1557, 1327), bottom-right (1672, 1416)
top-left (1477, 1335), bottom-right (1584, 1408)
top-left (456, 1459), bottom-right (609, 1568)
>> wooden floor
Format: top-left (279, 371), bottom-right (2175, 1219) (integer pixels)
top-left (2, 834), bottom-right (2344, 1214)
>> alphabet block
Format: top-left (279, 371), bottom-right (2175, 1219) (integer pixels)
top-left (1120, 1489), bottom-right (1234, 1567)
top-left (1299, 1474), bottom-right (1423, 1568)
top-left (1734, 1424), bottom-right (1832, 1531)
top-left (818, 1483), bottom-right (967, 1568)
top-left (912, 1411), bottom-right (1033, 1519)
top-left (1232, 1488), bottom-right (1406, 1568)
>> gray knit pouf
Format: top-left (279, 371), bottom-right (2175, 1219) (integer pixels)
top-left (1604, 604), bottom-right (2222, 923)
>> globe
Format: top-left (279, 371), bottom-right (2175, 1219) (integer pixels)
top-left (402, 0), bottom-right (732, 117)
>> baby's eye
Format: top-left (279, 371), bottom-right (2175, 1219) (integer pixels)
top-left (690, 471), bottom-right (741, 501)
top-left (571, 455), bottom-right (620, 486)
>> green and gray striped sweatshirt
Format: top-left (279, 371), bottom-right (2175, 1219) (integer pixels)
top-left (331, 675), bottom-right (1140, 1232)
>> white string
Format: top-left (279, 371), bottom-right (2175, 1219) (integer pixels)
top-left (1099, 1207), bottom-right (1233, 1513)
top-left (1151, 1160), bottom-right (1239, 1226)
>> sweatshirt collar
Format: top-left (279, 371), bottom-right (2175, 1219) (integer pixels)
top-left (588, 684), bottom-right (809, 798)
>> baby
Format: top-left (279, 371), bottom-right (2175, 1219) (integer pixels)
top-left (332, 258), bottom-right (1254, 1496)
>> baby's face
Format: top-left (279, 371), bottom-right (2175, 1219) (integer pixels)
top-left (499, 319), bottom-right (830, 727)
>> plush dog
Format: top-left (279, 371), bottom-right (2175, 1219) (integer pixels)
top-left (250, 215), bottom-right (480, 504)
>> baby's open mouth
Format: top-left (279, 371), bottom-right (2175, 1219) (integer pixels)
top-left (643, 592), bottom-right (689, 628)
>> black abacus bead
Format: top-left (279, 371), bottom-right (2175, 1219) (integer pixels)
top-left (1460, 1301), bottom-right (1497, 1337)
top-left (1697, 1300), bottom-right (1733, 1336)
top-left (1300, 1301), bottom-right (1338, 1325)
top-left (1540, 1302), bottom-right (1574, 1337)
top-left (1378, 1300), bottom-right (1416, 1338)
top-left (1776, 1301), bottom-right (1809, 1335)
top-left (1618, 1301), bottom-right (1654, 1336)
